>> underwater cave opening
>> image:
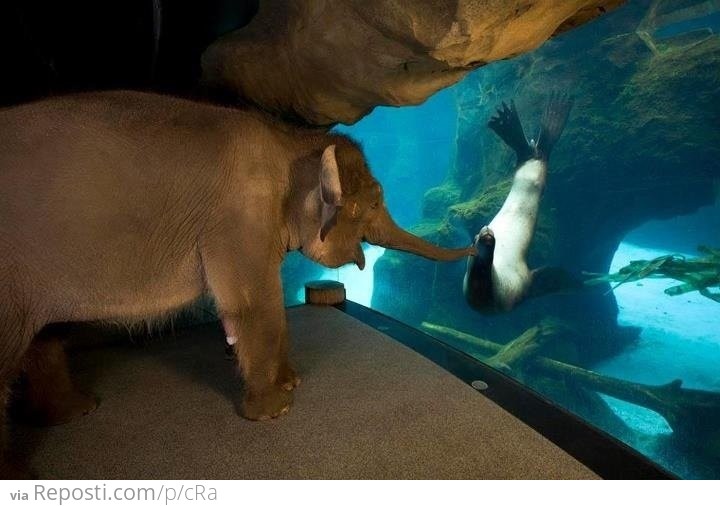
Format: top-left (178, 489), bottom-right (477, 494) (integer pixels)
top-left (597, 202), bottom-right (720, 439)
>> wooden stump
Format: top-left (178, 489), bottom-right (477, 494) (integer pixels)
top-left (304, 280), bottom-right (346, 305)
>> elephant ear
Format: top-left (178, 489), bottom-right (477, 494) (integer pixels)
top-left (319, 144), bottom-right (343, 241)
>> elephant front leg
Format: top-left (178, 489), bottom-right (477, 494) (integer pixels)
top-left (205, 247), bottom-right (295, 420)
top-left (276, 336), bottom-right (300, 392)
top-left (222, 304), bottom-right (294, 420)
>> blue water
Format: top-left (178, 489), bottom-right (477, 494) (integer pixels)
top-left (653, 10), bottom-right (720, 39)
top-left (289, 88), bottom-right (460, 306)
top-left (603, 243), bottom-right (720, 390)
top-left (295, 245), bottom-right (384, 306)
top-left (284, 0), bottom-right (720, 479)
top-left (600, 240), bottom-right (720, 428)
top-left (334, 88), bottom-right (457, 228)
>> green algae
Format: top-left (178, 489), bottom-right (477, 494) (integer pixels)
top-left (586, 245), bottom-right (720, 302)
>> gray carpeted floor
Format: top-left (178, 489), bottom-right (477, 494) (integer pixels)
top-left (12, 305), bottom-right (597, 479)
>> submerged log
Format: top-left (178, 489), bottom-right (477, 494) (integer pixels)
top-left (422, 322), bottom-right (720, 441)
top-left (485, 323), bottom-right (557, 373)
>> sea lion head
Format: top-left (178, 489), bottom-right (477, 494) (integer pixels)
top-left (473, 226), bottom-right (496, 260)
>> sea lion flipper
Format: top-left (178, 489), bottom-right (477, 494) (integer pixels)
top-left (487, 100), bottom-right (534, 164)
top-left (528, 266), bottom-right (583, 299)
top-left (535, 91), bottom-right (573, 160)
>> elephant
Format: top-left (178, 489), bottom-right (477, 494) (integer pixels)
top-left (0, 90), bottom-right (473, 475)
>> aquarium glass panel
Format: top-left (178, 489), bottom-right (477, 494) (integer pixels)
top-left (281, 0), bottom-right (720, 478)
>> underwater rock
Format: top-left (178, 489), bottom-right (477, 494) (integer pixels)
top-left (372, 0), bottom-right (720, 363)
top-left (201, 0), bottom-right (624, 125)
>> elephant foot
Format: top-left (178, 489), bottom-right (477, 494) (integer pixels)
top-left (241, 386), bottom-right (293, 421)
top-left (278, 363), bottom-right (301, 391)
top-left (18, 389), bottom-right (98, 427)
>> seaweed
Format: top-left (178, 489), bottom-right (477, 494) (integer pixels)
top-left (585, 245), bottom-right (720, 302)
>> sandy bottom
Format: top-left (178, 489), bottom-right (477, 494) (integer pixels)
top-left (596, 242), bottom-right (720, 438)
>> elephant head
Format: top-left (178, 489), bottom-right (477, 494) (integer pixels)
top-left (299, 140), bottom-right (475, 269)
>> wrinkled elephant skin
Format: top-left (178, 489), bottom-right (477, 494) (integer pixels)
top-left (0, 91), bottom-right (473, 474)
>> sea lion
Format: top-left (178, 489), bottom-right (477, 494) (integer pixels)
top-left (463, 93), bottom-right (577, 313)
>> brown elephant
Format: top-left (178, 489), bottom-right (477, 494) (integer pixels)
top-left (0, 91), bottom-right (473, 475)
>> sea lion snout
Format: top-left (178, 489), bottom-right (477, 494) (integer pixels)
top-left (472, 226), bottom-right (496, 265)
top-left (475, 226), bottom-right (495, 247)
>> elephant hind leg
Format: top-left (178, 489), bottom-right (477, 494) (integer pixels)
top-left (13, 326), bottom-right (98, 427)
top-left (0, 298), bottom-right (40, 478)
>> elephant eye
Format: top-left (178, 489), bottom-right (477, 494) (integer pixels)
top-left (370, 201), bottom-right (379, 210)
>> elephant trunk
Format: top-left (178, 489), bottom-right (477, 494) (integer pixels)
top-left (365, 208), bottom-right (474, 262)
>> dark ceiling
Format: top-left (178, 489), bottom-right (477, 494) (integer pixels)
top-left (0, 0), bottom-right (259, 106)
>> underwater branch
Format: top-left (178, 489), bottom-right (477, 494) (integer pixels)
top-left (421, 322), bottom-right (720, 442)
top-left (585, 245), bottom-right (720, 302)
